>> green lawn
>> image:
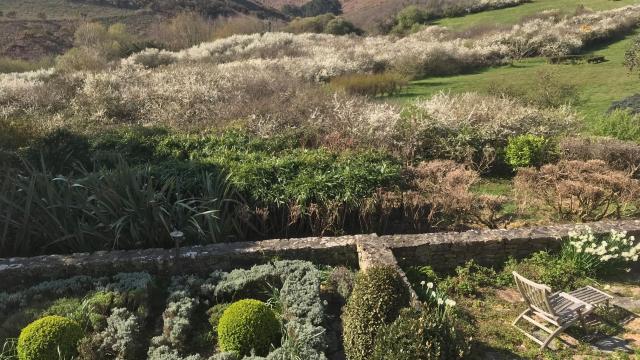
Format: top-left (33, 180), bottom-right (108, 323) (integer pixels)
top-left (436, 0), bottom-right (640, 30)
top-left (388, 29), bottom-right (640, 126)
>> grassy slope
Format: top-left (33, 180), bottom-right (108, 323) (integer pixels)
top-left (389, 0), bottom-right (640, 126)
top-left (436, 0), bottom-right (640, 30)
top-left (391, 30), bottom-right (639, 125)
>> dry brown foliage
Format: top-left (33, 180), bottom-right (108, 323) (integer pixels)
top-left (514, 160), bottom-right (640, 222)
top-left (560, 136), bottom-right (640, 178)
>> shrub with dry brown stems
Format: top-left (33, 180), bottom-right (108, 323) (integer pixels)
top-left (407, 160), bottom-right (508, 228)
top-left (559, 137), bottom-right (640, 178)
top-left (514, 160), bottom-right (640, 222)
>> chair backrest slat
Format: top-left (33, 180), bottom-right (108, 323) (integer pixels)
top-left (513, 271), bottom-right (557, 317)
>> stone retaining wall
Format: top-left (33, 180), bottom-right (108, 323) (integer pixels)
top-left (2, 220), bottom-right (640, 289)
top-left (383, 220), bottom-right (640, 271)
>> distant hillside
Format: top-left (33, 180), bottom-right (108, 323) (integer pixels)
top-left (0, 20), bottom-right (75, 60)
top-left (256, 0), bottom-right (529, 31)
top-left (254, 0), bottom-right (436, 30)
top-left (0, 0), bottom-right (285, 60)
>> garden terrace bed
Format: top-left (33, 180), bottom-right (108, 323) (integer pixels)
top-left (0, 260), bottom-right (338, 360)
top-left (2, 222), bottom-right (640, 359)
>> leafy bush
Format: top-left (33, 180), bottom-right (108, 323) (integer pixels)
top-left (505, 134), bottom-right (557, 169)
top-left (560, 136), bottom-right (640, 177)
top-left (324, 18), bottom-right (362, 35)
top-left (372, 306), bottom-right (466, 360)
top-left (55, 47), bottom-right (108, 73)
top-left (624, 33), bottom-right (640, 76)
top-left (282, 0), bottom-right (342, 18)
top-left (488, 69), bottom-right (580, 109)
top-left (217, 299), bottom-right (281, 356)
top-left (323, 266), bottom-right (355, 303)
top-left (391, 6), bottom-right (431, 35)
top-left (149, 13), bottom-right (215, 51)
top-left (207, 304), bottom-right (230, 344)
top-left (283, 14), bottom-right (361, 35)
top-left (441, 261), bottom-right (498, 297)
top-left (211, 16), bottom-right (272, 40)
top-left (503, 251), bottom-right (591, 291)
top-left (342, 266), bottom-right (410, 360)
top-left (514, 160), bottom-right (640, 222)
top-left (25, 128), bottom-right (92, 174)
top-left (0, 57), bottom-right (53, 74)
top-left (17, 316), bottom-right (83, 360)
top-left (202, 261), bottom-right (327, 359)
top-left (590, 110), bottom-right (640, 142)
top-left (330, 73), bottom-right (407, 96)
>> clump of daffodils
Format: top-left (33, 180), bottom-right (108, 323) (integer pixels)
top-left (419, 281), bottom-right (456, 322)
top-left (568, 226), bottom-right (640, 263)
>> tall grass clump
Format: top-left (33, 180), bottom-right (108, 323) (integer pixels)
top-left (0, 161), bottom-right (240, 257)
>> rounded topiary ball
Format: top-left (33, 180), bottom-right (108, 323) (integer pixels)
top-left (17, 315), bottom-right (83, 360)
top-left (217, 299), bottom-right (281, 356)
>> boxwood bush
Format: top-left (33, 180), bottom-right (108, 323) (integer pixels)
top-left (17, 316), bottom-right (83, 360)
top-left (342, 266), bottom-right (410, 360)
top-left (217, 299), bottom-right (281, 356)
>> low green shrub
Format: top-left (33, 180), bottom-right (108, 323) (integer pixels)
top-left (330, 73), bottom-right (407, 97)
top-left (217, 299), bottom-right (281, 357)
top-left (391, 6), bottom-right (431, 35)
top-left (591, 110), bottom-right (640, 142)
top-left (372, 306), bottom-right (467, 360)
top-left (25, 128), bottom-right (92, 174)
top-left (0, 57), bottom-right (54, 74)
top-left (17, 316), bottom-right (83, 360)
top-left (342, 266), bottom-right (410, 360)
top-left (441, 260), bottom-right (498, 297)
top-left (505, 134), bottom-right (557, 169)
top-left (503, 251), bottom-right (591, 291)
top-left (208, 303), bottom-right (230, 344)
top-left (325, 18), bottom-right (362, 35)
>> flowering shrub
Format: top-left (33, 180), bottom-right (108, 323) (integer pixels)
top-left (481, 5), bottom-right (640, 58)
top-left (398, 93), bottom-right (576, 171)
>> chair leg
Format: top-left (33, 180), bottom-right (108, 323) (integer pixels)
top-left (541, 324), bottom-right (568, 350)
top-left (577, 310), bottom-right (588, 333)
top-left (513, 309), bottom-right (530, 326)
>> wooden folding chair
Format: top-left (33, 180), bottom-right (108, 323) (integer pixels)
top-left (512, 271), bottom-right (594, 350)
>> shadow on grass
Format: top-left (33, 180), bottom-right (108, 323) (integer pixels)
top-left (468, 341), bottom-right (527, 360)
